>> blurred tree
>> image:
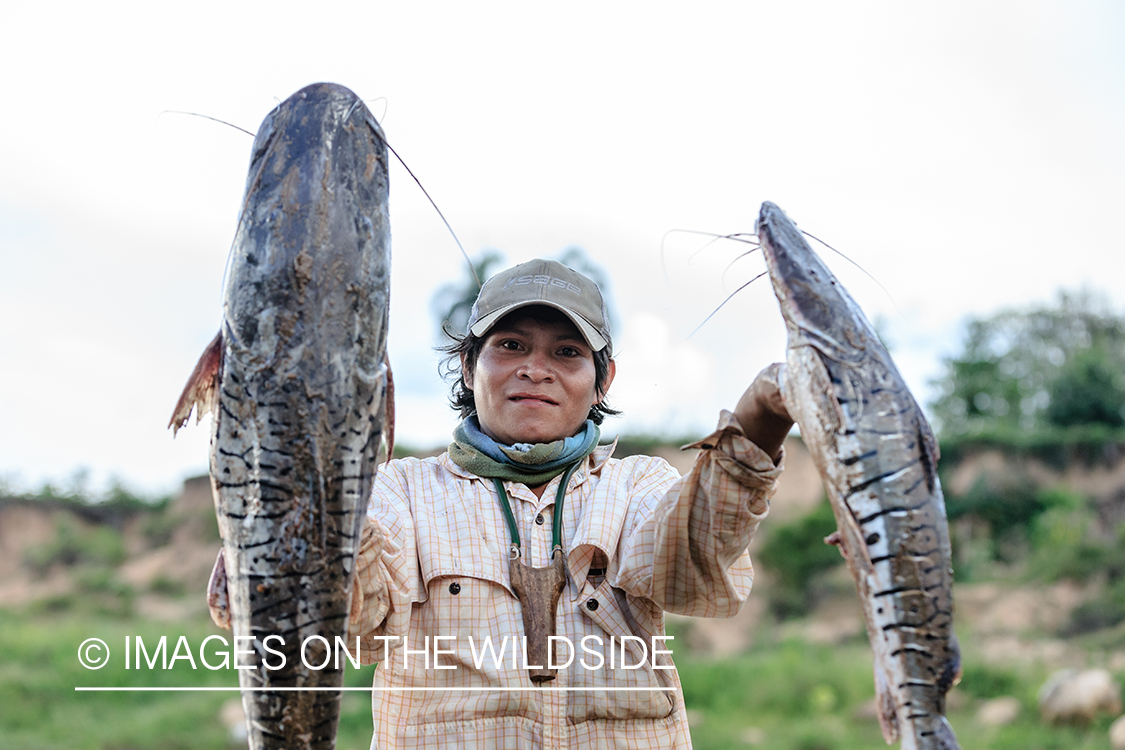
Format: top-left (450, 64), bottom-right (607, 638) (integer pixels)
top-left (555, 246), bottom-right (620, 338)
top-left (1046, 344), bottom-right (1125, 428)
top-left (431, 251), bottom-right (505, 341)
top-left (430, 247), bottom-right (619, 343)
top-left (929, 291), bottom-right (1125, 436)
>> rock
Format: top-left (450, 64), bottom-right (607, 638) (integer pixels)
top-left (977, 696), bottom-right (1020, 726)
top-left (1111, 714), bottom-right (1125, 750)
top-left (1038, 669), bottom-right (1123, 725)
top-left (740, 726), bottom-right (767, 745)
top-left (219, 698), bottom-right (248, 741)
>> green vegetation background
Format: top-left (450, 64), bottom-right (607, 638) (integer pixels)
top-left (3, 290), bottom-right (1124, 748)
top-left (4, 456), bottom-right (1123, 750)
top-left (2, 604), bottom-right (1119, 750)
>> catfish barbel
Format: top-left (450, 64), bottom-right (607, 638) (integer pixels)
top-left (756, 202), bottom-right (961, 749)
top-left (169, 82), bottom-right (391, 749)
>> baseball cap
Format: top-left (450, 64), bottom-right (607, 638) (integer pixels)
top-left (466, 259), bottom-right (612, 352)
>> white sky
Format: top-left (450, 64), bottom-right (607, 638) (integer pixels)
top-left (1, 1), bottom-right (1122, 495)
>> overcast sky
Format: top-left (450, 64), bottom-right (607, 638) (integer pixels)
top-left (1, 1), bottom-right (1122, 496)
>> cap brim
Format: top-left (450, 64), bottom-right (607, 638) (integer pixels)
top-left (469, 301), bottom-right (608, 351)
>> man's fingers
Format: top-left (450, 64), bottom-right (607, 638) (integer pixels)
top-left (758, 363), bottom-right (792, 422)
top-left (349, 571), bottom-right (365, 625)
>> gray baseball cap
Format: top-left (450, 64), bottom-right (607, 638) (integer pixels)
top-left (466, 259), bottom-right (612, 352)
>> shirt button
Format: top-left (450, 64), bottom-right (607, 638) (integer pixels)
top-left (449, 582), bottom-right (461, 595)
top-left (535, 514), bottom-right (545, 525)
top-left (586, 598), bottom-right (599, 611)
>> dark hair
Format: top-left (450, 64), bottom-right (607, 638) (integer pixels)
top-left (438, 308), bottom-right (621, 426)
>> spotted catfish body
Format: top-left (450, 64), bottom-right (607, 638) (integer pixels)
top-left (170, 82), bottom-right (390, 749)
top-left (756, 202), bottom-right (960, 750)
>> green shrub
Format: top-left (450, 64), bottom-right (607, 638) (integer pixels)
top-left (29, 594), bottom-right (77, 614)
top-left (756, 500), bottom-right (842, 619)
top-left (73, 568), bottom-right (135, 618)
top-left (76, 568), bottom-right (127, 594)
top-left (25, 518), bottom-right (126, 573)
top-left (199, 508), bottom-right (222, 542)
top-left (1046, 344), bottom-right (1125, 428)
top-left (1064, 577), bottom-right (1125, 636)
top-left (949, 521), bottom-right (994, 583)
top-left (944, 482), bottom-right (1088, 564)
top-left (1025, 491), bottom-right (1117, 583)
top-left (141, 512), bottom-right (181, 548)
top-left (957, 662), bottom-right (1020, 699)
top-left (945, 479), bottom-right (1042, 537)
top-left (149, 576), bottom-right (186, 596)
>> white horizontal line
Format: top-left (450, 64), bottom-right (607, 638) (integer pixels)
top-left (75, 686), bottom-right (677, 692)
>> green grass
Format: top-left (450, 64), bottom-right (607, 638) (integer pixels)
top-left (671, 635), bottom-right (1118, 750)
top-left (1, 608), bottom-right (1120, 749)
top-left (0, 609), bottom-right (376, 750)
top-left (676, 639), bottom-right (888, 750)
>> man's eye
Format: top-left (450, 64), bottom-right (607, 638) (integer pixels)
top-left (558, 347), bottom-right (580, 357)
top-left (500, 340), bottom-right (522, 350)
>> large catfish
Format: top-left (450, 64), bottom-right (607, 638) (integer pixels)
top-left (756, 202), bottom-right (960, 749)
top-left (170, 82), bottom-right (391, 749)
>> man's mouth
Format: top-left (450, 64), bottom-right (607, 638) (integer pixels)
top-left (509, 393), bottom-right (558, 405)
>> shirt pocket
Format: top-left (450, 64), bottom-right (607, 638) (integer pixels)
top-left (413, 481), bottom-right (514, 600)
top-left (409, 537), bottom-right (525, 679)
top-left (394, 571), bottom-right (540, 727)
top-left (565, 577), bottom-right (676, 722)
top-left (417, 524), bottom-right (512, 597)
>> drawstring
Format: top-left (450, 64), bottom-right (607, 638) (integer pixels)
top-left (491, 461), bottom-right (581, 559)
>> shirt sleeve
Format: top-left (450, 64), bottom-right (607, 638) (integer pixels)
top-left (613, 409), bottom-right (784, 618)
top-left (347, 465), bottom-right (418, 665)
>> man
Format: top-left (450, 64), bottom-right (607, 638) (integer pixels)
top-left (347, 258), bottom-right (793, 748)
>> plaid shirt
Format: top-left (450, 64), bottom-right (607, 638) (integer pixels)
top-left (349, 410), bottom-right (782, 749)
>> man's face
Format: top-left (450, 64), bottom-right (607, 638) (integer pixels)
top-left (465, 307), bottom-right (614, 446)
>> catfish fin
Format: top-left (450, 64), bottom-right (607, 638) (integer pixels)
top-left (937, 632), bottom-right (963, 697)
top-left (169, 330), bottom-right (223, 436)
top-left (383, 355), bottom-right (395, 462)
top-left (875, 667), bottom-right (900, 745)
top-left (206, 547), bottom-right (231, 630)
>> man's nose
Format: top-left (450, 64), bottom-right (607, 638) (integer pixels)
top-left (519, 352), bottom-right (554, 381)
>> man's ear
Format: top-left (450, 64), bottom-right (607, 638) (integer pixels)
top-left (595, 358), bottom-right (616, 403)
top-left (462, 352), bottom-right (474, 390)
